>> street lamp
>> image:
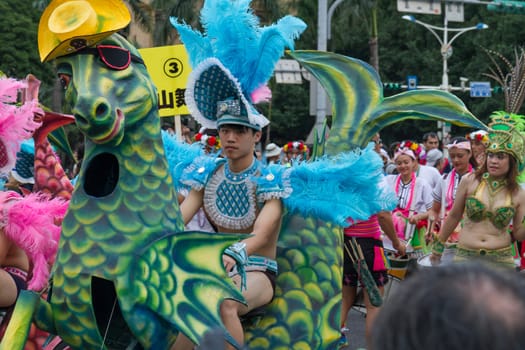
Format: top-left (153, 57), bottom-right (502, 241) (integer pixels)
top-left (402, 14), bottom-right (488, 142)
top-left (401, 15), bottom-right (488, 91)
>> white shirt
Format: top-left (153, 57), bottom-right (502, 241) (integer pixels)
top-left (416, 164), bottom-right (442, 190)
top-left (385, 174), bottom-right (433, 213)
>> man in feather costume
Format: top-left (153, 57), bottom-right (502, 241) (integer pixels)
top-left (170, 2), bottom-right (307, 348)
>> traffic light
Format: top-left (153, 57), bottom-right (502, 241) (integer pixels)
top-left (493, 85), bottom-right (503, 93)
top-left (488, 0), bottom-right (525, 14)
top-left (383, 82), bottom-right (402, 90)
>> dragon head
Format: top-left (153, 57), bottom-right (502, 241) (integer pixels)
top-left (55, 34), bottom-right (157, 146)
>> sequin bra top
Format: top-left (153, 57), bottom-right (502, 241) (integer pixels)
top-left (465, 179), bottom-right (515, 230)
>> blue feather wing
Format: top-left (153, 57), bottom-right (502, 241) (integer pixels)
top-left (162, 131), bottom-right (205, 191)
top-left (280, 146), bottom-right (396, 226)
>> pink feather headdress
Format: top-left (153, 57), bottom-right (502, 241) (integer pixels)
top-left (0, 77), bottom-right (43, 175)
top-left (0, 190), bottom-right (68, 291)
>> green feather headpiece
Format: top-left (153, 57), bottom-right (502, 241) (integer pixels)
top-left (487, 111), bottom-right (525, 171)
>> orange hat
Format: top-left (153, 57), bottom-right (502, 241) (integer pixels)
top-left (38, 0), bottom-right (131, 62)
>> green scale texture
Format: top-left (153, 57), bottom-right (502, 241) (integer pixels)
top-left (29, 34), bottom-right (243, 350)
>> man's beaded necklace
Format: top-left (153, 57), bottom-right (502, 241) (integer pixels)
top-left (204, 159), bottom-right (261, 230)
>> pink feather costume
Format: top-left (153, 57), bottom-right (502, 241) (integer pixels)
top-left (1, 191), bottom-right (68, 291)
top-left (0, 76), bottom-right (68, 291)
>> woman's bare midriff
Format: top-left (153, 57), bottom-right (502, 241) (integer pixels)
top-left (458, 219), bottom-right (512, 250)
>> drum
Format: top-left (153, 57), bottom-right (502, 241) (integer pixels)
top-left (387, 253), bottom-right (410, 280)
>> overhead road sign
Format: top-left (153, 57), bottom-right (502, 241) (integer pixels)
top-left (407, 75), bottom-right (418, 90)
top-left (274, 59), bottom-right (303, 84)
top-left (397, 0), bottom-right (441, 15)
top-left (445, 1), bottom-right (465, 22)
top-left (470, 81), bottom-right (492, 97)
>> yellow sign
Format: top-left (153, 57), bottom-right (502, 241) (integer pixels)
top-left (139, 45), bottom-right (191, 116)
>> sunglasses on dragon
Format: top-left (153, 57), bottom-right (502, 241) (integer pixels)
top-left (74, 45), bottom-right (145, 71)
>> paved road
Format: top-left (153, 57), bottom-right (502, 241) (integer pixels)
top-left (341, 274), bottom-right (405, 350)
top-left (343, 308), bottom-right (367, 350)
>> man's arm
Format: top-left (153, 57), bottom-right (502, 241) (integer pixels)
top-left (243, 198), bottom-right (283, 256)
top-left (377, 211), bottom-right (406, 256)
top-left (179, 189), bottom-right (204, 225)
top-left (222, 198), bottom-right (283, 273)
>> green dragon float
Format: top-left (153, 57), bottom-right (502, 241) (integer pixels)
top-left (0, 1), bottom-right (485, 350)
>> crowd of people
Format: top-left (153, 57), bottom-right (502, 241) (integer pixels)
top-left (4, 95), bottom-right (525, 350)
top-left (338, 115), bottom-right (525, 350)
top-left (202, 118), bottom-right (525, 350)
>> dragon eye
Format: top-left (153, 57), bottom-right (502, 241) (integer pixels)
top-left (58, 74), bottom-right (71, 90)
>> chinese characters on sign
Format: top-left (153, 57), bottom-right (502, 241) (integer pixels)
top-left (139, 45), bottom-right (191, 117)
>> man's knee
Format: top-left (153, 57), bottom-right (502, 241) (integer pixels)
top-left (220, 299), bottom-right (240, 319)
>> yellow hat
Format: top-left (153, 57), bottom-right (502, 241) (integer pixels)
top-left (38, 0), bottom-right (131, 62)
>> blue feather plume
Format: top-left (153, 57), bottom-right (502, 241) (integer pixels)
top-left (245, 16), bottom-right (306, 94)
top-left (168, 19), bottom-right (213, 68)
top-left (170, 0), bottom-right (306, 98)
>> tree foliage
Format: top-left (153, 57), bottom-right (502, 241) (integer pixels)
top-left (0, 0), bottom-right (56, 106)
top-left (3, 0), bottom-right (525, 148)
top-left (279, 0), bottom-right (525, 146)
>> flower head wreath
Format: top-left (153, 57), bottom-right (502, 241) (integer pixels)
top-left (283, 141), bottom-right (309, 153)
top-left (193, 128), bottom-right (221, 151)
top-left (398, 140), bottom-right (426, 164)
top-left (466, 130), bottom-right (489, 146)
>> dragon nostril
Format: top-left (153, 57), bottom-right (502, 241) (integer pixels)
top-left (96, 103), bottom-right (108, 117)
top-left (75, 114), bottom-right (88, 127)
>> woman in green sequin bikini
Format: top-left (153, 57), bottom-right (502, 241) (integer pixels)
top-left (431, 112), bottom-right (525, 268)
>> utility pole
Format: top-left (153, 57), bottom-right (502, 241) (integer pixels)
top-left (305, 0), bottom-right (328, 144)
top-left (306, 0), bottom-right (345, 144)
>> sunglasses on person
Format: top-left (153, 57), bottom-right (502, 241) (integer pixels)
top-left (75, 45), bottom-right (145, 70)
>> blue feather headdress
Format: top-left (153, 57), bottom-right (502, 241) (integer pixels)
top-left (170, 0), bottom-right (306, 130)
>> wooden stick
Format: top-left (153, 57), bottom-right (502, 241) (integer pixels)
top-left (344, 242), bottom-right (357, 264)
top-left (350, 238), bottom-right (360, 260)
top-left (356, 242), bottom-right (365, 261)
top-left (350, 237), bottom-right (365, 260)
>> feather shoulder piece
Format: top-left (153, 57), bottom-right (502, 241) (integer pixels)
top-left (181, 156), bottom-right (225, 191)
top-left (162, 130), bottom-right (206, 191)
top-left (254, 164), bottom-right (293, 201)
top-left (260, 145), bottom-right (397, 227)
top-left (0, 190), bottom-right (69, 291)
